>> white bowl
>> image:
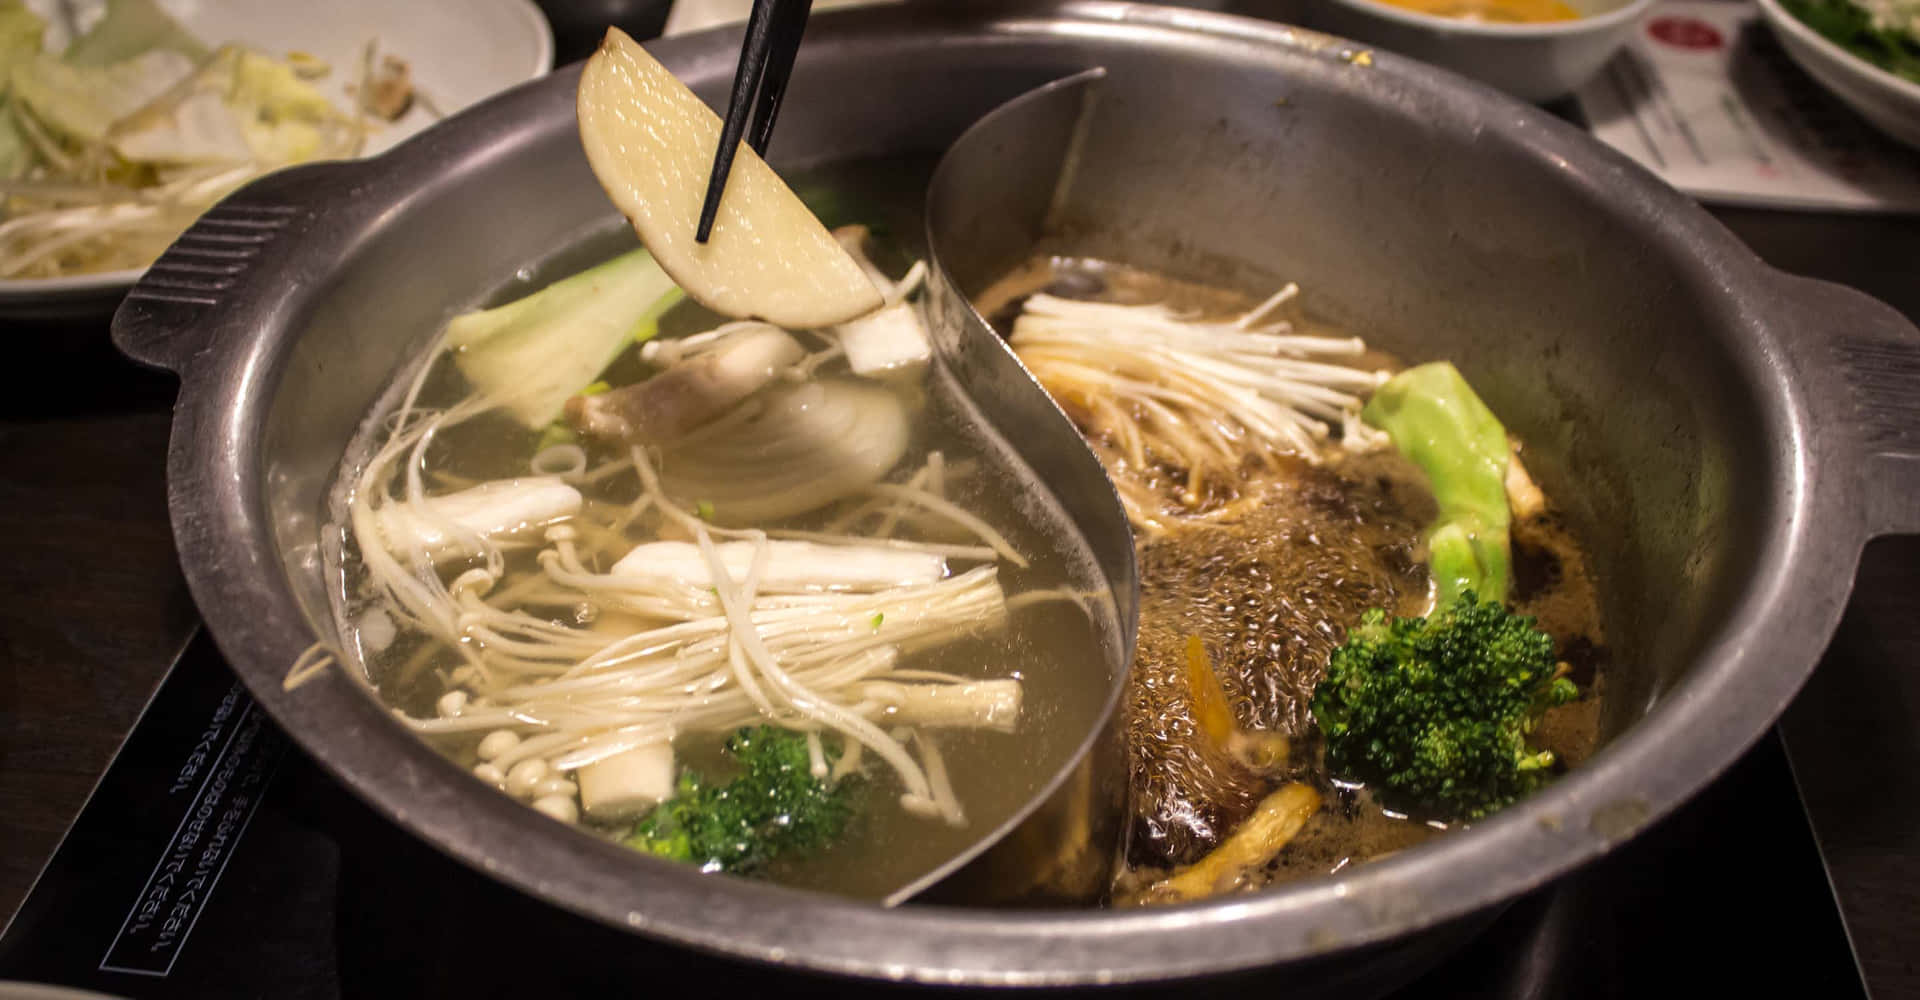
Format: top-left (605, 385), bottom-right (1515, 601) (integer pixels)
top-left (1293, 0), bottom-right (1658, 102)
top-left (1, 0), bottom-right (553, 318)
top-left (1756, 0), bottom-right (1920, 150)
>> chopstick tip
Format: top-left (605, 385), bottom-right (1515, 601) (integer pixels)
top-left (695, 176), bottom-right (722, 243)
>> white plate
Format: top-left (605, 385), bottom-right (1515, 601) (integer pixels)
top-left (2, 0), bottom-right (554, 315)
top-left (1756, 0), bottom-right (1920, 151)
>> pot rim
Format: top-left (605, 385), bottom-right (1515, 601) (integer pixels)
top-left (125, 2), bottom-right (1864, 985)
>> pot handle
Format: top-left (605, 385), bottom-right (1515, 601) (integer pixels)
top-left (111, 164), bottom-right (332, 374)
top-left (1783, 274), bottom-right (1920, 540)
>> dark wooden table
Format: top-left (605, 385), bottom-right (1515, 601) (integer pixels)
top-left (1717, 208), bottom-right (1920, 1000)
top-left (0, 210), bottom-right (1914, 994)
top-left (0, 325), bottom-right (198, 912)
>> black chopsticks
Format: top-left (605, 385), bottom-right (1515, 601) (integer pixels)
top-left (695, 0), bottom-right (813, 244)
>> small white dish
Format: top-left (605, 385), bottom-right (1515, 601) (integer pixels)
top-left (1756, 0), bottom-right (1920, 151)
top-left (1295, 0), bottom-right (1659, 102)
top-left (2, 0), bottom-right (554, 317)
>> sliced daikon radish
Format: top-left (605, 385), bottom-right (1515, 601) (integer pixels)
top-left (610, 540), bottom-right (946, 592)
top-left (576, 28), bottom-right (883, 329)
top-left (835, 302), bottom-right (932, 377)
top-left (577, 742), bottom-right (676, 820)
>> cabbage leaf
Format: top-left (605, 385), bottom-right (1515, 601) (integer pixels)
top-left (9, 48), bottom-right (197, 143)
top-left (108, 46), bottom-right (354, 166)
top-left (448, 248), bottom-right (683, 427)
top-left (0, 106), bottom-right (30, 179)
top-left (63, 0), bottom-right (208, 68)
top-left (0, 1), bottom-right (43, 73)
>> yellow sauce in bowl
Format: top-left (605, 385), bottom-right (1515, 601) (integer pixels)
top-left (1375, 0), bottom-right (1582, 22)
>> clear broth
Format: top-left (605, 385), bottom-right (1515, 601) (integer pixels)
top-left (323, 159), bottom-right (1121, 901)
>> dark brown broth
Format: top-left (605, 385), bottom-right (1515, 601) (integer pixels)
top-left (979, 256), bottom-right (1608, 896)
top-left (1126, 457), bottom-right (1432, 867)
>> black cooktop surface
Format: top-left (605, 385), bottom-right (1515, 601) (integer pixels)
top-left (0, 629), bottom-right (1866, 998)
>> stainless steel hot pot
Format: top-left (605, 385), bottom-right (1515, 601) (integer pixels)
top-left (113, 2), bottom-right (1920, 991)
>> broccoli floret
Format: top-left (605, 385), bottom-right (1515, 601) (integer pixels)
top-left (1312, 593), bottom-right (1578, 821)
top-left (626, 726), bottom-right (858, 874)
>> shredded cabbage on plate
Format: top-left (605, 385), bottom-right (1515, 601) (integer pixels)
top-left (1781, 0), bottom-right (1920, 84)
top-left (0, 0), bottom-right (403, 279)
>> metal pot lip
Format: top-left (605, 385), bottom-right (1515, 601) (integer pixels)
top-left (147, 1), bottom-right (1850, 985)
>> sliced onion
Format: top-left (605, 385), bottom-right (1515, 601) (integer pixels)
top-left (659, 378), bottom-right (910, 523)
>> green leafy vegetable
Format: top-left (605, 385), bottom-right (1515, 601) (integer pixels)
top-left (0, 1), bottom-right (36, 180)
top-left (219, 47), bottom-right (353, 164)
top-left (10, 48), bottom-right (198, 143)
top-left (1362, 362), bottom-right (1512, 606)
top-left (1782, 0), bottom-right (1920, 84)
top-left (1312, 593), bottom-right (1578, 821)
top-left (0, 2), bottom-right (43, 72)
top-left (0, 110), bottom-right (29, 180)
top-left (626, 726), bottom-right (859, 875)
top-left (446, 247), bottom-right (680, 427)
top-left (62, 0), bottom-right (207, 68)
top-left (0, 1), bottom-right (380, 279)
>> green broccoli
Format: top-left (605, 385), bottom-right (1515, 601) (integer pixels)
top-left (1312, 593), bottom-right (1578, 821)
top-left (1362, 362), bottom-right (1513, 605)
top-left (626, 726), bottom-right (858, 875)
